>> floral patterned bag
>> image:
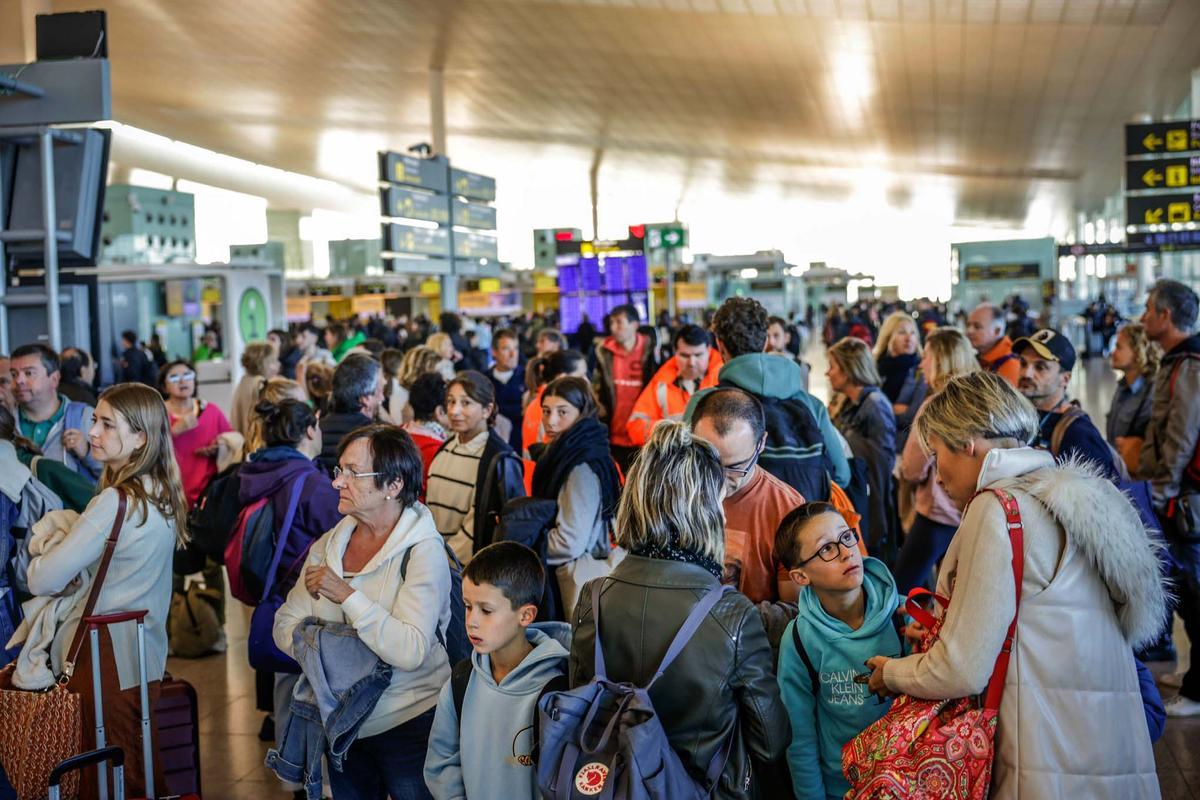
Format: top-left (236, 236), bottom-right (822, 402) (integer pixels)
top-left (841, 488), bottom-right (1025, 800)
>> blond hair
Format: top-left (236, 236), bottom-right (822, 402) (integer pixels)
top-left (923, 327), bottom-right (979, 393)
top-left (1117, 323), bottom-right (1161, 377)
top-left (97, 383), bottom-right (190, 547)
top-left (426, 333), bottom-right (453, 359)
top-left (241, 342), bottom-right (277, 377)
top-left (873, 311), bottom-right (922, 360)
top-left (245, 377), bottom-right (307, 453)
top-left (916, 371), bottom-right (1037, 453)
top-left (397, 345), bottom-right (442, 389)
top-left (614, 421), bottom-right (726, 563)
top-left (829, 337), bottom-right (882, 388)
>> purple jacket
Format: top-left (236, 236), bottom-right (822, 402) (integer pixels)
top-left (238, 447), bottom-right (342, 592)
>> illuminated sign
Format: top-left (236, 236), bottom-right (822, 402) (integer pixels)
top-left (380, 186), bottom-right (449, 224)
top-left (452, 199), bottom-right (497, 230)
top-left (1125, 121), bottom-right (1200, 156)
top-left (382, 223), bottom-right (451, 258)
top-left (453, 231), bottom-right (499, 261)
top-left (378, 152), bottom-right (449, 193)
top-left (963, 262), bottom-right (1041, 281)
top-left (1127, 230), bottom-right (1200, 251)
top-left (450, 168), bottom-right (496, 202)
top-left (1125, 192), bottom-right (1200, 225)
top-left (1125, 155), bottom-right (1200, 190)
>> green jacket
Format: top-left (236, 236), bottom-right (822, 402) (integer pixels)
top-left (17, 448), bottom-right (96, 513)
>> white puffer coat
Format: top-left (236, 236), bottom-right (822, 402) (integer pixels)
top-left (883, 447), bottom-right (1165, 800)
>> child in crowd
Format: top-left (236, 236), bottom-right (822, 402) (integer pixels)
top-left (424, 542), bottom-right (569, 800)
top-left (775, 502), bottom-right (904, 800)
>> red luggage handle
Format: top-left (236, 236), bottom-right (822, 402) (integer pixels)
top-left (84, 610), bottom-right (148, 628)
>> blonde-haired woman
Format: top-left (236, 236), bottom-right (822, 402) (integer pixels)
top-left (865, 371), bottom-right (1165, 799)
top-left (231, 341), bottom-right (281, 437)
top-left (874, 311), bottom-right (927, 450)
top-left (244, 376), bottom-right (307, 455)
top-left (828, 336), bottom-right (896, 559)
top-left (390, 345), bottom-right (442, 424)
top-left (1107, 323), bottom-right (1160, 476)
top-left (426, 332), bottom-right (457, 381)
top-left (894, 326), bottom-right (978, 592)
top-left (569, 421), bottom-right (788, 798)
top-left (22, 383), bottom-right (187, 798)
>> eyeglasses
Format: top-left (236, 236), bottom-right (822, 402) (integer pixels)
top-left (797, 529), bottom-right (860, 565)
top-left (722, 439), bottom-right (764, 480)
top-left (166, 371), bottom-right (196, 384)
top-left (332, 466), bottom-right (383, 481)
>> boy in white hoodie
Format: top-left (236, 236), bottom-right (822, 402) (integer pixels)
top-left (424, 542), bottom-right (569, 800)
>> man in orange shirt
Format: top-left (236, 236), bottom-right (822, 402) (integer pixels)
top-left (594, 305), bottom-right (657, 473)
top-left (691, 387), bottom-right (803, 604)
top-left (966, 302), bottom-right (1020, 386)
top-left (627, 324), bottom-right (722, 446)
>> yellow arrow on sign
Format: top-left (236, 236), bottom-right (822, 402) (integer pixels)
top-left (1143, 133), bottom-right (1164, 151)
top-left (1142, 168), bottom-right (1163, 187)
top-left (1144, 208), bottom-right (1164, 224)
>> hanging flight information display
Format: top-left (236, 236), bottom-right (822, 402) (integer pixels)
top-left (556, 246), bottom-right (649, 334)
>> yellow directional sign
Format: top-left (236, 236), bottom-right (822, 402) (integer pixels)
top-left (1143, 168), bottom-right (1163, 187)
top-left (1169, 202), bottom-right (1190, 223)
top-left (1144, 133), bottom-right (1164, 152)
top-left (1127, 192), bottom-right (1199, 226)
top-left (1125, 156), bottom-right (1200, 190)
top-left (1126, 121), bottom-right (1200, 156)
top-left (1146, 208), bottom-right (1164, 224)
top-left (1168, 130), bottom-right (1189, 151)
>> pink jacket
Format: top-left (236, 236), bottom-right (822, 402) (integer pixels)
top-left (899, 399), bottom-right (961, 527)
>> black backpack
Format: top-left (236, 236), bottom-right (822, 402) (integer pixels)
top-left (497, 497), bottom-right (566, 622)
top-left (735, 386), bottom-right (833, 502)
top-left (186, 462), bottom-right (244, 563)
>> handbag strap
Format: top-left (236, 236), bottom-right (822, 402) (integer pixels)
top-left (974, 487), bottom-right (1025, 711)
top-left (61, 488), bottom-right (128, 681)
top-left (258, 474), bottom-right (308, 604)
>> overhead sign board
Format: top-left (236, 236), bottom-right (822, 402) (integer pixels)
top-left (646, 225), bottom-right (687, 250)
top-left (450, 168), bottom-right (497, 202)
top-left (1125, 192), bottom-right (1200, 225)
top-left (1125, 120), bottom-right (1200, 156)
top-left (1125, 155), bottom-right (1200, 190)
top-left (452, 198), bottom-right (497, 230)
top-left (453, 231), bottom-right (499, 261)
top-left (382, 223), bottom-right (451, 258)
top-left (380, 186), bottom-right (450, 224)
top-left (1128, 229), bottom-right (1200, 251)
top-left (378, 152), bottom-right (449, 194)
top-left (962, 262), bottom-right (1040, 281)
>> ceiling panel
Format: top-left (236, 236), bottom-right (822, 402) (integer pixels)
top-left (45, 0), bottom-right (1200, 228)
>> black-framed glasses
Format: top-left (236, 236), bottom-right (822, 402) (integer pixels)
top-left (722, 439), bottom-right (764, 480)
top-left (798, 529), bottom-right (860, 565)
top-left (332, 466), bottom-right (383, 481)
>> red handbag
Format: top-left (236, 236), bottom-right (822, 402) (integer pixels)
top-left (841, 488), bottom-right (1025, 800)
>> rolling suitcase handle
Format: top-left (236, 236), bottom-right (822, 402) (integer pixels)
top-left (84, 610), bottom-right (154, 800)
top-left (49, 746), bottom-right (126, 800)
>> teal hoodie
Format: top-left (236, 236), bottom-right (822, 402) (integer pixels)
top-left (684, 353), bottom-right (851, 487)
top-left (424, 623), bottom-right (570, 800)
top-left (778, 557), bottom-right (902, 800)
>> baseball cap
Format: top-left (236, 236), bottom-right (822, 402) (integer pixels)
top-left (1013, 329), bottom-right (1076, 372)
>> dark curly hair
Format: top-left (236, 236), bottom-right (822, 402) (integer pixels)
top-left (712, 297), bottom-right (769, 358)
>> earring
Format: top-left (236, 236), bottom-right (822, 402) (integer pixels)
top-left (385, 495), bottom-right (392, 500)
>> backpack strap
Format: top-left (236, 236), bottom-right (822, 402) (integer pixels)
top-left (257, 474), bottom-right (308, 604)
top-left (790, 622), bottom-right (819, 691)
top-left (970, 488), bottom-right (1025, 711)
top-left (450, 657), bottom-right (473, 721)
top-left (530, 673), bottom-right (569, 765)
top-left (1048, 405), bottom-right (1087, 458)
top-left (400, 539), bottom-right (453, 650)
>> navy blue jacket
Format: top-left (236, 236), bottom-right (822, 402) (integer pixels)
top-left (487, 364), bottom-right (525, 452)
top-left (1035, 407), bottom-right (1119, 481)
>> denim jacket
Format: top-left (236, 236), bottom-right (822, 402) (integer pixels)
top-left (266, 617), bottom-right (393, 800)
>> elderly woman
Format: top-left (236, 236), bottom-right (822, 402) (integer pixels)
top-left (828, 336), bottom-right (896, 560)
top-left (273, 424), bottom-right (449, 800)
top-left (230, 342), bottom-right (280, 438)
top-left (873, 311), bottom-right (927, 450)
top-left (893, 327), bottom-right (978, 592)
top-left (865, 371), bottom-right (1165, 798)
top-left (569, 421), bottom-right (789, 798)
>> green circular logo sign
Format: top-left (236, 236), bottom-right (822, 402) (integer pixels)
top-left (238, 287), bottom-right (267, 343)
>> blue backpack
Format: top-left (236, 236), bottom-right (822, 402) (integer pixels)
top-left (536, 581), bottom-right (734, 799)
top-left (400, 540), bottom-right (472, 666)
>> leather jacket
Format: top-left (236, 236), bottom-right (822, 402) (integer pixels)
top-left (569, 555), bottom-right (790, 799)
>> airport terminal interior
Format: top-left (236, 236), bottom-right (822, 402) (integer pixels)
top-left (3, 1), bottom-right (1200, 798)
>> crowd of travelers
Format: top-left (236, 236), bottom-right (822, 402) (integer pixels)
top-left (0, 280), bottom-right (1192, 800)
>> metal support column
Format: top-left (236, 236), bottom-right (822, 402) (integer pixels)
top-left (39, 128), bottom-right (61, 351)
top-left (429, 68), bottom-right (455, 311)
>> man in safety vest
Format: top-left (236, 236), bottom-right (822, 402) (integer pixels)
top-left (627, 324), bottom-right (722, 446)
top-left (966, 302), bottom-right (1020, 387)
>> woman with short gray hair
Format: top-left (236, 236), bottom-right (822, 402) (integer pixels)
top-left (568, 421), bottom-right (788, 798)
top-left (864, 370), bottom-right (1165, 798)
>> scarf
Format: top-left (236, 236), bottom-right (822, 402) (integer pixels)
top-left (877, 351), bottom-right (920, 403)
top-left (630, 537), bottom-right (723, 580)
top-left (531, 417), bottom-right (621, 522)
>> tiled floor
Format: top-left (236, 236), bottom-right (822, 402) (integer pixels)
top-left (170, 351), bottom-right (1200, 798)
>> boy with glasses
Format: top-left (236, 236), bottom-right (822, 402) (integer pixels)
top-left (691, 387), bottom-right (802, 603)
top-left (775, 502), bottom-right (903, 800)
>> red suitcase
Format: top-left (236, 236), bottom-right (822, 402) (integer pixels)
top-left (155, 675), bottom-right (201, 798)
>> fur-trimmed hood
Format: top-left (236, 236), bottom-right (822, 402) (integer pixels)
top-left (978, 447), bottom-right (1168, 650)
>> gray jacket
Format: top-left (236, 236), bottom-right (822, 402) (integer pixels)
top-left (1106, 374), bottom-right (1154, 445)
top-left (29, 397), bottom-right (101, 480)
top-left (1140, 336), bottom-right (1200, 508)
top-left (266, 618), bottom-right (394, 800)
